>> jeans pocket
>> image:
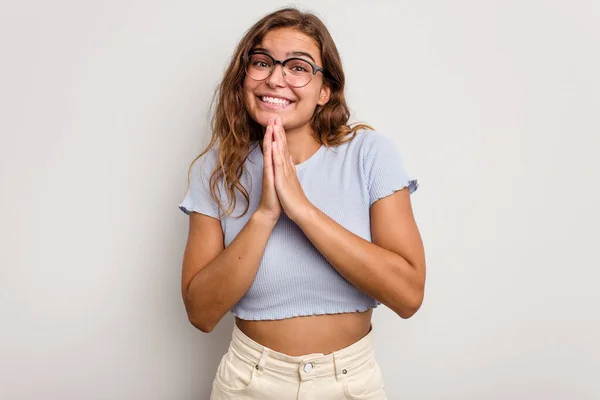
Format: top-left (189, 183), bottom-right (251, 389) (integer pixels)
top-left (342, 358), bottom-right (386, 400)
top-left (214, 348), bottom-right (258, 393)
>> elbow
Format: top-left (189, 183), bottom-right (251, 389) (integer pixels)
top-left (396, 290), bottom-right (424, 319)
top-left (397, 304), bottom-right (420, 319)
top-left (183, 289), bottom-right (218, 333)
top-left (184, 299), bottom-right (217, 333)
top-left (187, 313), bottom-right (216, 333)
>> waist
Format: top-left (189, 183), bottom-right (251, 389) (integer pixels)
top-left (229, 319), bottom-right (375, 379)
top-left (235, 309), bottom-right (373, 356)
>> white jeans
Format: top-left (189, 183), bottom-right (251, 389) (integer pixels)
top-left (210, 323), bottom-right (387, 400)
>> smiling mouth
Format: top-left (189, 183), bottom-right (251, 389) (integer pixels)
top-left (259, 95), bottom-right (293, 107)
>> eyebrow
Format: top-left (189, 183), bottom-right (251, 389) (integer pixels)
top-left (252, 47), bottom-right (317, 63)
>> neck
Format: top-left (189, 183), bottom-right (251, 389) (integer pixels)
top-left (262, 123), bottom-right (321, 165)
top-left (285, 124), bottom-right (322, 164)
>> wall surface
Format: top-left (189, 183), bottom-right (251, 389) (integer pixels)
top-left (1, 1), bottom-right (599, 398)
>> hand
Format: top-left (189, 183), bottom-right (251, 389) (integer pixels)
top-left (255, 118), bottom-right (282, 224)
top-left (271, 117), bottom-right (314, 222)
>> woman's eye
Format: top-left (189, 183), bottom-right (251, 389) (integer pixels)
top-left (249, 55), bottom-right (272, 68)
top-left (286, 60), bottom-right (311, 73)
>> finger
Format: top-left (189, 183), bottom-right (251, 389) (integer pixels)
top-left (277, 118), bottom-right (288, 148)
top-left (272, 141), bottom-right (282, 172)
top-left (273, 125), bottom-right (288, 167)
top-left (272, 124), bottom-right (279, 147)
top-left (275, 124), bottom-right (286, 148)
top-left (278, 133), bottom-right (291, 175)
top-left (267, 117), bottom-right (275, 127)
top-left (263, 125), bottom-right (273, 150)
top-left (263, 126), bottom-right (274, 180)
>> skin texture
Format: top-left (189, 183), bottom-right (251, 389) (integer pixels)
top-left (181, 28), bottom-right (426, 356)
top-left (243, 28), bottom-right (331, 169)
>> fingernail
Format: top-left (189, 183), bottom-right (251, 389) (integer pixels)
top-left (268, 118), bottom-right (274, 125)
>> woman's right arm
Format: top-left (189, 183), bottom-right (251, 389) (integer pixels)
top-left (181, 210), bottom-right (276, 333)
top-left (181, 120), bottom-right (281, 333)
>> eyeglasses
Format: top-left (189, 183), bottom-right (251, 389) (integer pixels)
top-left (245, 51), bottom-right (325, 88)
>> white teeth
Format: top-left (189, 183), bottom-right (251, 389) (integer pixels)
top-left (261, 96), bottom-right (291, 106)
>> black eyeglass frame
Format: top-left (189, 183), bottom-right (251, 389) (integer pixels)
top-left (244, 51), bottom-right (325, 88)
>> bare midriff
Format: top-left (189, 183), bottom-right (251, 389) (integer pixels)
top-left (235, 308), bottom-right (373, 356)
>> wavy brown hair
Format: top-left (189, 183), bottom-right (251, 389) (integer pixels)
top-left (188, 7), bottom-right (373, 217)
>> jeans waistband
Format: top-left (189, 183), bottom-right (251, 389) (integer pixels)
top-left (229, 323), bottom-right (375, 381)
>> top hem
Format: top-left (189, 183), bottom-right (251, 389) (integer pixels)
top-left (230, 303), bottom-right (380, 321)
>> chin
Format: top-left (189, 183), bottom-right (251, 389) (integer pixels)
top-left (253, 110), bottom-right (287, 127)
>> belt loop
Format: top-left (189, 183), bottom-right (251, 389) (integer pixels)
top-left (332, 350), bottom-right (346, 381)
top-left (256, 348), bottom-right (269, 375)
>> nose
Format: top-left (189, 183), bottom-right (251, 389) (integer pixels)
top-left (265, 63), bottom-right (287, 88)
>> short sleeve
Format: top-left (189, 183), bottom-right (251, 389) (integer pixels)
top-left (361, 131), bottom-right (418, 206)
top-left (178, 148), bottom-right (221, 219)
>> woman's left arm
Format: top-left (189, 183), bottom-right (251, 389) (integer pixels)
top-left (270, 118), bottom-right (426, 318)
top-left (293, 190), bottom-right (426, 319)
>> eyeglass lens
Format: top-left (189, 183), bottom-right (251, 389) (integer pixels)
top-left (246, 54), bottom-right (313, 87)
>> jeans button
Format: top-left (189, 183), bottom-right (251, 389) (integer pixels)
top-left (303, 362), bottom-right (313, 373)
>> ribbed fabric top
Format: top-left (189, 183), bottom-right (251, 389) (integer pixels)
top-left (179, 130), bottom-right (418, 321)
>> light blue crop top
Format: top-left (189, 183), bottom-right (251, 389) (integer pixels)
top-left (179, 130), bottom-right (417, 320)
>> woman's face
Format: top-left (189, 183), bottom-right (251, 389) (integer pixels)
top-left (243, 27), bottom-right (331, 133)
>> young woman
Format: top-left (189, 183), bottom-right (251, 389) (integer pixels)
top-left (178, 7), bottom-right (425, 400)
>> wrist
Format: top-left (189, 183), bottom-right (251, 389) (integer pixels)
top-left (251, 210), bottom-right (279, 229)
top-left (289, 202), bottom-right (318, 225)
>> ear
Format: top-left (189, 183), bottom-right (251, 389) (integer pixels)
top-left (317, 84), bottom-right (331, 106)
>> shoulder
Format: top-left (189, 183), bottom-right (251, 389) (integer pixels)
top-left (340, 129), bottom-right (401, 159)
top-left (321, 129), bottom-right (401, 164)
top-left (339, 129), bottom-right (394, 147)
top-left (190, 144), bottom-right (220, 173)
top-left (194, 144), bottom-right (220, 166)
top-left (355, 129), bottom-right (397, 147)
top-left (186, 145), bottom-right (223, 191)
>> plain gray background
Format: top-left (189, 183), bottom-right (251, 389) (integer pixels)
top-left (1, 0), bottom-right (599, 399)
